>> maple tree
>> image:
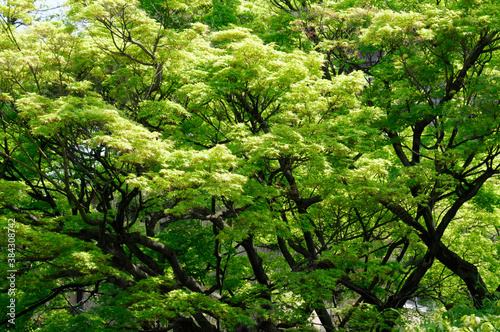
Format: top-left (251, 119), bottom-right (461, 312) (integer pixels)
top-left (1, 0), bottom-right (500, 331)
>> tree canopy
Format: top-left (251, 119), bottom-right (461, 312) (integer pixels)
top-left (1, 0), bottom-right (500, 331)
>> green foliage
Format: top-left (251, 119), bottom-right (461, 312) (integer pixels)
top-left (471, 183), bottom-right (500, 213)
top-left (398, 301), bottom-right (500, 332)
top-left (206, 0), bottom-right (240, 28)
top-left (1, 0), bottom-right (500, 331)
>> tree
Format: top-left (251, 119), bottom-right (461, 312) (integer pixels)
top-left (269, 0), bottom-right (500, 324)
top-left (1, 0), bottom-right (499, 331)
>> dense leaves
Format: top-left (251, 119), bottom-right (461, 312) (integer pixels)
top-left (1, 0), bottom-right (500, 331)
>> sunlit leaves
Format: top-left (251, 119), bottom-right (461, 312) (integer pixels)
top-left (0, 0), bottom-right (36, 26)
top-left (1, 0), bottom-right (500, 330)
